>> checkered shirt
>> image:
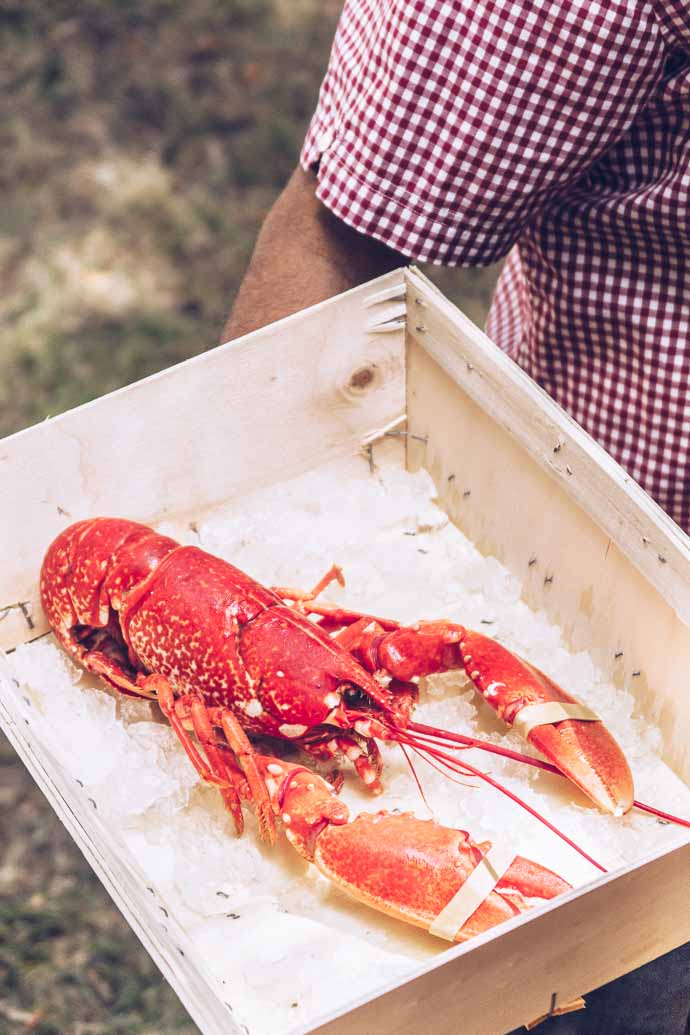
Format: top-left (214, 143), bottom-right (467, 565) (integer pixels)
top-left (301, 0), bottom-right (690, 531)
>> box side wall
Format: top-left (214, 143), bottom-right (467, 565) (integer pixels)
top-left (0, 271), bottom-right (406, 650)
top-left (404, 285), bottom-right (690, 783)
top-left (405, 269), bottom-right (690, 618)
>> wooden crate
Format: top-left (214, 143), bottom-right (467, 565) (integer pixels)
top-left (1, 268), bottom-right (689, 1035)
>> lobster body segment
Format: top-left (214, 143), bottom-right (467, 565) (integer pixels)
top-left (40, 519), bottom-right (178, 661)
top-left (122, 544), bottom-right (390, 736)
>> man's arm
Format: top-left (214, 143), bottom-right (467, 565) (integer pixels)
top-left (221, 166), bottom-right (407, 342)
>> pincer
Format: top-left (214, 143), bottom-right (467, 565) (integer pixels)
top-left (259, 759), bottom-right (570, 943)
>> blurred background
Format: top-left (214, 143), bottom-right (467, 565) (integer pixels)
top-left (0, 2), bottom-right (499, 1031)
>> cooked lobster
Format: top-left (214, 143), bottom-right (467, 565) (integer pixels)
top-left (41, 516), bottom-right (647, 938)
top-left (41, 517), bottom-right (634, 816)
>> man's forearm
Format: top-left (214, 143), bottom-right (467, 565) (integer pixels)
top-left (222, 166), bottom-right (407, 342)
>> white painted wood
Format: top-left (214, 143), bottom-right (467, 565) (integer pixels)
top-left (0, 269), bottom-right (406, 651)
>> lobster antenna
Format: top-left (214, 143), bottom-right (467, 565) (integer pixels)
top-left (391, 729), bottom-right (607, 873)
top-left (397, 740), bottom-right (434, 812)
top-left (405, 740), bottom-right (478, 792)
top-left (409, 721), bottom-right (555, 770)
top-left (408, 722), bottom-right (690, 830)
top-left (632, 800), bottom-right (690, 828)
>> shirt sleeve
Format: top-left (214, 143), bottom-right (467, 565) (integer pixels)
top-left (300, 0), bottom-right (667, 265)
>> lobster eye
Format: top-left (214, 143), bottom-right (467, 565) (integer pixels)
top-left (343, 684), bottom-right (375, 708)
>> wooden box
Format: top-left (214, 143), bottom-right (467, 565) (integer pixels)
top-left (1, 268), bottom-right (689, 1035)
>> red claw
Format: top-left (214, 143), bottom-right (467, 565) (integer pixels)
top-left (458, 631), bottom-right (634, 816)
top-left (372, 622), bottom-right (634, 817)
top-left (250, 759), bottom-right (572, 943)
top-left (312, 811), bottom-right (570, 942)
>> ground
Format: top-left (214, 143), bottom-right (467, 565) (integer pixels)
top-left (0, 3), bottom-right (499, 1032)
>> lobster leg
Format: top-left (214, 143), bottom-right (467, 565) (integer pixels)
top-left (153, 680), bottom-right (275, 841)
top-left (187, 698), bottom-right (246, 835)
top-left (148, 678), bottom-right (239, 797)
top-left (271, 565), bottom-right (345, 614)
top-left (271, 576), bottom-right (399, 632)
top-left (62, 634), bottom-right (158, 701)
top-left (218, 708), bottom-right (276, 844)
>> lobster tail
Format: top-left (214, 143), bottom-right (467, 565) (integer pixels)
top-left (40, 518), bottom-right (179, 694)
top-left (41, 518), bottom-right (178, 637)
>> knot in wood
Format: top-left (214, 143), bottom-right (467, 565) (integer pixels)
top-left (348, 366), bottom-right (376, 392)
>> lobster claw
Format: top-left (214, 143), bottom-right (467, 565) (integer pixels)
top-left (375, 622), bottom-right (634, 816)
top-left (269, 763), bottom-right (570, 941)
top-left (310, 811), bottom-right (570, 942)
top-left (459, 631), bottom-right (634, 817)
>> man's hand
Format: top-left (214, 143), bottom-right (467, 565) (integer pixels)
top-left (221, 166), bottom-right (407, 342)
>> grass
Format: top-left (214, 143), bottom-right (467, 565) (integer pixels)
top-left (0, 0), bottom-right (499, 440)
top-left (0, 734), bottom-right (197, 1034)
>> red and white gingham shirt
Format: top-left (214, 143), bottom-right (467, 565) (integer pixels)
top-left (301, 0), bottom-right (690, 531)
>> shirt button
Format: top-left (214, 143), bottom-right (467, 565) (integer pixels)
top-left (318, 128), bottom-right (335, 152)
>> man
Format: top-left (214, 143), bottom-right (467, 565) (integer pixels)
top-left (224, 2), bottom-right (690, 1031)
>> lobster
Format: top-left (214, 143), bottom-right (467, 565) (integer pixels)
top-left (40, 516), bottom-right (643, 939)
top-left (41, 518), bottom-right (634, 810)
